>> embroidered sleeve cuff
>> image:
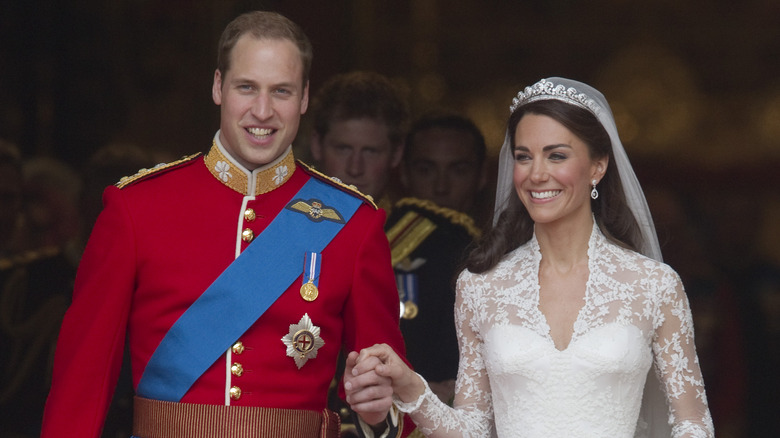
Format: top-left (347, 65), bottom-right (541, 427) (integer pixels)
top-left (392, 372), bottom-right (430, 414)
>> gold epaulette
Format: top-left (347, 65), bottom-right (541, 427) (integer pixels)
top-left (394, 197), bottom-right (482, 239)
top-left (0, 246), bottom-right (61, 271)
top-left (297, 161), bottom-right (377, 209)
top-left (115, 153), bottom-right (202, 189)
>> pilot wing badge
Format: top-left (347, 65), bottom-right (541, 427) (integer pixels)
top-left (286, 198), bottom-right (345, 223)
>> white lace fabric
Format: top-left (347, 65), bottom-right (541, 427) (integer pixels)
top-left (399, 224), bottom-right (714, 438)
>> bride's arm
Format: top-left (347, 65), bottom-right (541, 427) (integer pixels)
top-left (397, 273), bottom-right (494, 437)
top-left (652, 268), bottom-right (715, 438)
top-left (346, 273), bottom-right (494, 438)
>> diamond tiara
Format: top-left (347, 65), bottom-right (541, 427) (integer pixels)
top-left (510, 79), bottom-right (603, 116)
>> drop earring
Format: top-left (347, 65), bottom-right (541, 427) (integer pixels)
top-left (591, 179), bottom-right (599, 200)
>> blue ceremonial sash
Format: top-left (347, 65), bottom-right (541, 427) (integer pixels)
top-left (136, 177), bottom-right (362, 401)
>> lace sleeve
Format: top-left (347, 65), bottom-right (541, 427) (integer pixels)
top-left (651, 267), bottom-right (715, 438)
top-left (396, 272), bottom-right (494, 438)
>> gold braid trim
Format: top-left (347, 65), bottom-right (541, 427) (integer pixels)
top-left (203, 142), bottom-right (296, 195)
top-left (394, 197), bottom-right (482, 239)
top-left (115, 153), bottom-right (201, 189)
top-left (297, 161), bottom-right (378, 209)
top-left (0, 246), bottom-right (61, 271)
top-left (386, 211), bottom-right (437, 266)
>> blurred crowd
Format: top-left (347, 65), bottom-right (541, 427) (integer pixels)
top-left (0, 139), bottom-right (161, 437)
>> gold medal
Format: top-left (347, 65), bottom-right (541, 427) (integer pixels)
top-left (402, 300), bottom-right (418, 319)
top-left (300, 252), bottom-right (321, 302)
top-left (300, 281), bottom-right (319, 302)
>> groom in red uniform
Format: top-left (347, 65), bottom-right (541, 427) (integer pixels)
top-left (42, 11), bottom-right (405, 438)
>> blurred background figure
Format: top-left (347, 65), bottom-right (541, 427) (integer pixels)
top-left (399, 111), bottom-right (488, 227)
top-left (385, 197), bottom-right (481, 404)
top-left (309, 70), bottom-right (409, 212)
top-left (20, 156), bottom-right (83, 267)
top-left (0, 143), bottom-right (76, 437)
top-left (0, 139), bottom-right (157, 437)
top-left (383, 111), bottom-right (487, 404)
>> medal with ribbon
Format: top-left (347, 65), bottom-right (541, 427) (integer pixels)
top-left (300, 251), bottom-right (321, 302)
top-left (396, 272), bottom-right (419, 319)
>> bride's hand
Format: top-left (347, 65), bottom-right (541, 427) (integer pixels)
top-left (343, 348), bottom-right (393, 426)
top-left (347, 343), bottom-right (425, 404)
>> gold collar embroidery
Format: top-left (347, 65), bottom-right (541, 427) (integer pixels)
top-left (204, 141), bottom-right (296, 195)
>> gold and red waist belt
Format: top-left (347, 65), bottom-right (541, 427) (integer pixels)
top-left (133, 396), bottom-right (341, 438)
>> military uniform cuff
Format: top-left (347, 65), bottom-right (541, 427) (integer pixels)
top-left (356, 403), bottom-right (401, 438)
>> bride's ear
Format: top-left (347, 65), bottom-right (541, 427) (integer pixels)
top-left (592, 156), bottom-right (608, 182)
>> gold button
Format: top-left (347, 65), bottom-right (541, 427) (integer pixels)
top-left (231, 362), bottom-right (244, 377)
top-left (229, 386), bottom-right (242, 400)
top-left (232, 341), bottom-right (245, 355)
top-left (241, 228), bottom-right (254, 242)
top-left (244, 208), bottom-right (256, 222)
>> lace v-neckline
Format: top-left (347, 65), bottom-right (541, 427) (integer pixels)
top-left (530, 225), bottom-right (597, 352)
top-left (400, 218), bottom-right (714, 438)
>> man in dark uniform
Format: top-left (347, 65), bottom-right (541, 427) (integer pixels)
top-left (42, 11), bottom-right (406, 438)
top-left (398, 111), bottom-right (489, 226)
top-left (385, 112), bottom-right (487, 403)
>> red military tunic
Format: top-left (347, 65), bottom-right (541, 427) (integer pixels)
top-left (41, 138), bottom-right (406, 437)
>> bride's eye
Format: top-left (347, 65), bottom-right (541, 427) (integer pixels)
top-left (549, 152), bottom-right (567, 161)
top-left (514, 152), bottom-right (531, 162)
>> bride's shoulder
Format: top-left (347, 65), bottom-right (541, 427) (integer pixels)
top-left (607, 243), bottom-right (682, 284)
top-left (457, 243), bottom-right (532, 286)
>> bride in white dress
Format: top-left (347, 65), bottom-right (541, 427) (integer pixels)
top-left (345, 78), bottom-right (714, 437)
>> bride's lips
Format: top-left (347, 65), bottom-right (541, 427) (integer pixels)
top-left (530, 190), bottom-right (561, 200)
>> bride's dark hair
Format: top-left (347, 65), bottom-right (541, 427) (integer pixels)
top-left (465, 100), bottom-right (643, 274)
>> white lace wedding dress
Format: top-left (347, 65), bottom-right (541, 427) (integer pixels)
top-left (395, 224), bottom-right (714, 437)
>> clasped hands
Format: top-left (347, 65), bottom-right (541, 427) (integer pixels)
top-left (344, 343), bottom-right (425, 426)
